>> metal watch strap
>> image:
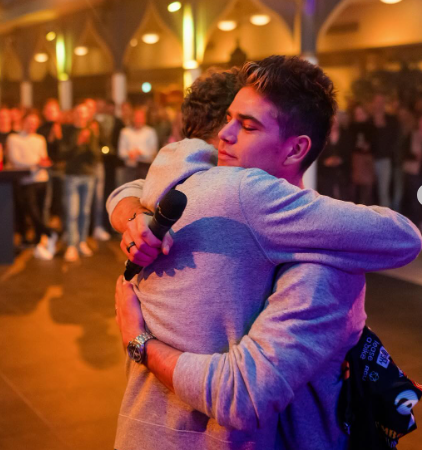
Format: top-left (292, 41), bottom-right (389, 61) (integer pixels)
top-left (127, 331), bottom-right (155, 364)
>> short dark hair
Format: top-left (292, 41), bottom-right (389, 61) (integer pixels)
top-left (182, 67), bottom-right (241, 140)
top-left (239, 55), bottom-right (337, 171)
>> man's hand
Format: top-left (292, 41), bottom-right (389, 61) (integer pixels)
top-left (115, 275), bottom-right (145, 349)
top-left (120, 213), bottom-right (174, 267)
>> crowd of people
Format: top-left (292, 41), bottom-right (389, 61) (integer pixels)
top-left (1, 90), bottom-right (421, 263)
top-left (317, 93), bottom-right (422, 230)
top-left (0, 98), bottom-right (182, 261)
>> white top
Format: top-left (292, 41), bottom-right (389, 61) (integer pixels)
top-left (7, 132), bottom-right (49, 184)
top-left (118, 126), bottom-right (158, 167)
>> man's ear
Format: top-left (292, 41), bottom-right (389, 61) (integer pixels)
top-left (283, 135), bottom-right (312, 166)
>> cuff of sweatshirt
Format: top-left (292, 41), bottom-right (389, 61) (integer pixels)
top-left (173, 351), bottom-right (213, 415)
top-left (106, 187), bottom-right (143, 220)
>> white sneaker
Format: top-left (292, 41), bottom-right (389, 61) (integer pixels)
top-left (46, 232), bottom-right (58, 256)
top-left (34, 244), bottom-right (53, 260)
top-left (64, 246), bottom-right (79, 262)
top-left (93, 227), bottom-right (111, 241)
top-left (79, 241), bottom-right (93, 257)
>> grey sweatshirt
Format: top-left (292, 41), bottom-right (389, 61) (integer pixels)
top-left (108, 139), bottom-right (421, 450)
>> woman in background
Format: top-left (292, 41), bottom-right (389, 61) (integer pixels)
top-left (7, 112), bottom-right (57, 259)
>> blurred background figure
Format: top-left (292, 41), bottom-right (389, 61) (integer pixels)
top-left (85, 98), bottom-right (110, 241)
top-left (317, 111), bottom-right (352, 201)
top-left (402, 114), bottom-right (422, 231)
top-left (10, 107), bottom-right (23, 133)
top-left (370, 94), bottom-right (400, 208)
top-left (349, 104), bottom-right (376, 206)
top-left (121, 101), bottom-right (133, 128)
top-left (7, 111), bottom-right (57, 259)
top-left (0, 107), bottom-right (13, 167)
top-left (117, 106), bottom-right (158, 184)
top-left (62, 103), bottom-right (100, 262)
top-left (147, 105), bottom-right (172, 149)
top-left (37, 99), bottom-right (65, 229)
top-left (95, 98), bottom-right (125, 237)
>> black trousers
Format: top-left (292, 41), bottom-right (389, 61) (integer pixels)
top-left (18, 182), bottom-right (53, 243)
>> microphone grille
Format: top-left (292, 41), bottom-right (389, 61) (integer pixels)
top-left (158, 189), bottom-right (188, 222)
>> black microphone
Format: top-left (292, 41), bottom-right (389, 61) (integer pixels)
top-left (124, 189), bottom-right (188, 281)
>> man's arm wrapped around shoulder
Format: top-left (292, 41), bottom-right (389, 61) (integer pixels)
top-left (239, 169), bottom-right (422, 273)
top-left (172, 263), bottom-right (366, 431)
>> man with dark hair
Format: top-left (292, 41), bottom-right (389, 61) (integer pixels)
top-left (109, 57), bottom-right (421, 450)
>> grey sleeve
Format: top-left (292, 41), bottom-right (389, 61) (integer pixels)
top-left (173, 263), bottom-right (366, 430)
top-left (239, 169), bottom-right (422, 273)
top-left (106, 179), bottom-right (146, 225)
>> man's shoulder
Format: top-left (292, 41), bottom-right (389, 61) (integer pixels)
top-left (189, 166), bottom-right (286, 197)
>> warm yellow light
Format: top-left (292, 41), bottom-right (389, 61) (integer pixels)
top-left (217, 21), bottom-right (237, 31)
top-left (183, 60), bottom-right (198, 70)
top-left (46, 31), bottom-right (56, 41)
top-left (101, 146), bottom-right (110, 154)
top-left (380, 0), bottom-right (402, 3)
top-left (168, 2), bottom-right (182, 12)
top-left (142, 33), bottom-right (160, 44)
top-left (74, 46), bottom-right (88, 56)
top-left (130, 38), bottom-right (138, 47)
top-left (56, 35), bottom-right (67, 80)
top-left (34, 53), bottom-right (49, 63)
top-left (250, 14), bottom-right (271, 26)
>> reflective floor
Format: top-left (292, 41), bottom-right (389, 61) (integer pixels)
top-left (0, 240), bottom-right (421, 450)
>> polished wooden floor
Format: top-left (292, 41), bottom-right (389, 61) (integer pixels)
top-left (0, 239), bottom-right (421, 450)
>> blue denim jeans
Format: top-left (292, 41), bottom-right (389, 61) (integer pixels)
top-left (64, 175), bottom-right (95, 246)
top-left (374, 158), bottom-right (392, 207)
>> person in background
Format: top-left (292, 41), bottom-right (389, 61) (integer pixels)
top-left (167, 109), bottom-right (184, 144)
top-left (121, 101), bottom-right (133, 127)
top-left (147, 105), bottom-right (172, 149)
top-left (37, 99), bottom-right (65, 228)
top-left (394, 107), bottom-right (415, 213)
top-left (84, 98), bottom-right (110, 241)
top-left (7, 112), bottom-right (57, 259)
top-left (349, 103), bottom-right (376, 205)
top-left (96, 98), bottom-right (125, 236)
top-left (370, 94), bottom-right (400, 207)
top-left (0, 107), bottom-right (13, 166)
top-left (402, 114), bottom-right (422, 231)
top-left (10, 106), bottom-right (23, 132)
top-left (317, 111), bottom-right (352, 200)
top-left (62, 103), bottom-right (100, 262)
top-left (117, 106), bottom-right (158, 183)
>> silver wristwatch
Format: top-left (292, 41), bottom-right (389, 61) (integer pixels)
top-left (127, 331), bottom-right (155, 364)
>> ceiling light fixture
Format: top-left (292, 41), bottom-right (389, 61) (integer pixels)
top-left (217, 21), bottom-right (237, 31)
top-left (46, 31), bottom-right (56, 41)
top-left (250, 14), bottom-right (271, 26)
top-left (168, 2), bottom-right (182, 12)
top-left (34, 53), bottom-right (49, 63)
top-left (74, 46), bottom-right (88, 56)
top-left (142, 33), bottom-right (160, 44)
